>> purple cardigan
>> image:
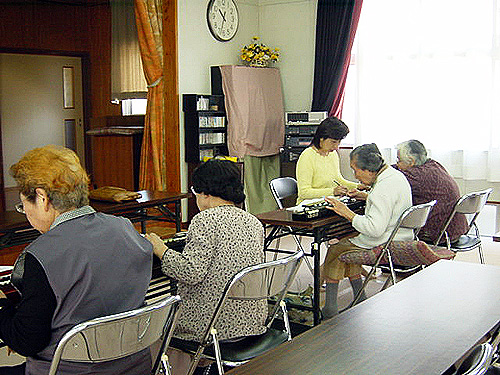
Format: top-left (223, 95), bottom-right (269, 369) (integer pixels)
top-left (394, 159), bottom-right (468, 243)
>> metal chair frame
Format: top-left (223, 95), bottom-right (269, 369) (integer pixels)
top-left (350, 200), bottom-right (436, 307)
top-left (178, 249), bottom-right (304, 375)
top-left (268, 177), bottom-right (314, 275)
top-left (434, 188), bottom-right (493, 264)
top-left (48, 295), bottom-right (182, 375)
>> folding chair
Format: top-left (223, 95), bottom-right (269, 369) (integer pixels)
top-left (434, 188), bottom-right (493, 264)
top-left (454, 343), bottom-right (495, 375)
top-left (48, 295), bottom-right (182, 375)
top-left (170, 249), bottom-right (304, 375)
top-left (269, 177), bottom-right (314, 275)
top-left (346, 200), bottom-right (437, 307)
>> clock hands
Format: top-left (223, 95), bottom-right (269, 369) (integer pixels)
top-left (218, 9), bottom-right (227, 32)
top-left (219, 9), bottom-right (226, 22)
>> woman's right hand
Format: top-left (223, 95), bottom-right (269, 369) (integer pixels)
top-left (333, 185), bottom-right (348, 196)
top-left (145, 232), bottom-right (167, 259)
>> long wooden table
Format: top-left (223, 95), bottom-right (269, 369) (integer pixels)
top-left (228, 260), bottom-right (500, 375)
top-left (0, 190), bottom-right (189, 250)
top-left (257, 208), bottom-right (361, 326)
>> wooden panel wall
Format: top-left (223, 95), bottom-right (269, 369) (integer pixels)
top-left (0, 0), bottom-right (180, 194)
top-left (0, 0), bottom-right (120, 120)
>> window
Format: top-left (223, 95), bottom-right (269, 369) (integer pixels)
top-left (121, 98), bottom-right (147, 116)
top-left (111, 0), bottom-right (147, 101)
top-left (343, 0), bottom-right (500, 183)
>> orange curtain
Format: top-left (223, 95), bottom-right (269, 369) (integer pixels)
top-left (135, 0), bottom-right (167, 190)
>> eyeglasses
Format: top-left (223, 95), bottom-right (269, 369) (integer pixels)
top-left (190, 186), bottom-right (198, 195)
top-left (15, 202), bottom-right (25, 214)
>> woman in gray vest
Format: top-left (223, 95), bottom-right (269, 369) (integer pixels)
top-left (0, 145), bottom-right (153, 375)
top-left (146, 159), bottom-right (267, 375)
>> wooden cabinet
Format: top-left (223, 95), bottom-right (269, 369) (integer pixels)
top-left (87, 125), bottom-right (143, 191)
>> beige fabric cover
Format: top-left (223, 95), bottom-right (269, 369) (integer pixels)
top-left (220, 65), bottom-right (285, 158)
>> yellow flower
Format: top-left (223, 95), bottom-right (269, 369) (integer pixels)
top-left (240, 37), bottom-right (280, 65)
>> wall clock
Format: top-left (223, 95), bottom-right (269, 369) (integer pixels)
top-left (206, 0), bottom-right (239, 42)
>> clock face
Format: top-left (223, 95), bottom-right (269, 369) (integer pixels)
top-left (207, 0), bottom-right (239, 42)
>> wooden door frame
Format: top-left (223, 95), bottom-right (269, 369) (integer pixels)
top-left (163, 0), bottom-right (180, 193)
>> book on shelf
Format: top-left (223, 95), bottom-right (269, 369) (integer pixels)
top-left (198, 116), bottom-right (225, 128)
top-left (199, 133), bottom-right (225, 145)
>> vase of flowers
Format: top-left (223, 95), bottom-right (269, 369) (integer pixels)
top-left (240, 37), bottom-right (280, 68)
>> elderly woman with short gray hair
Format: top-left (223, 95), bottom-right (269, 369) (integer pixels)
top-left (321, 143), bottom-right (413, 319)
top-left (394, 139), bottom-right (468, 244)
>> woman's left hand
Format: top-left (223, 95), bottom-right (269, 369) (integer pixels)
top-left (145, 232), bottom-right (167, 259)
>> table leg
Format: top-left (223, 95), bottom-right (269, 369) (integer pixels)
top-left (175, 201), bottom-right (181, 232)
top-left (312, 234), bottom-right (321, 326)
top-left (140, 208), bottom-right (146, 234)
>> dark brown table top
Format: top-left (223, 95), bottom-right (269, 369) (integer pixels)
top-left (227, 260), bottom-right (500, 375)
top-left (0, 190), bottom-right (189, 234)
top-left (256, 208), bottom-right (351, 230)
top-left (89, 190), bottom-right (189, 214)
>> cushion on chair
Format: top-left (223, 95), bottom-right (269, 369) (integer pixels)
top-left (339, 241), bottom-right (455, 267)
top-left (169, 328), bottom-right (289, 363)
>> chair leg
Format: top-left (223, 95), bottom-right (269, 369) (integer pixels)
top-left (350, 263), bottom-right (379, 308)
top-left (160, 353), bottom-right (171, 375)
top-left (186, 346), bottom-right (206, 375)
top-left (385, 251), bottom-right (397, 285)
top-left (289, 232), bottom-right (314, 277)
top-left (210, 328), bottom-right (224, 375)
top-left (349, 247), bottom-right (390, 308)
top-left (280, 300), bottom-right (292, 341)
top-left (479, 244), bottom-right (485, 264)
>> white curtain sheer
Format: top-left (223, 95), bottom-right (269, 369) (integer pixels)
top-left (111, 0), bottom-right (147, 100)
top-left (344, 0), bottom-right (500, 198)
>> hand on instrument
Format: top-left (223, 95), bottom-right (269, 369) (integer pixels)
top-left (145, 232), bottom-right (167, 259)
top-left (333, 185), bottom-right (348, 196)
top-left (357, 183), bottom-right (370, 191)
top-left (347, 189), bottom-right (368, 201)
top-left (325, 196), bottom-right (355, 221)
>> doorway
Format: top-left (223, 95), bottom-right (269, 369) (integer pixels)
top-left (0, 53), bottom-right (85, 211)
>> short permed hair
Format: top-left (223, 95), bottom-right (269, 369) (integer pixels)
top-left (350, 143), bottom-right (386, 172)
top-left (396, 140), bottom-right (428, 166)
top-left (10, 145), bottom-right (90, 212)
top-left (191, 159), bottom-right (245, 204)
top-left (311, 117), bottom-right (349, 148)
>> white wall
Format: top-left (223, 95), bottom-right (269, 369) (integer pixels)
top-left (178, 0), bottom-right (317, 194)
top-left (258, 0), bottom-right (317, 111)
top-left (0, 54), bottom-right (84, 190)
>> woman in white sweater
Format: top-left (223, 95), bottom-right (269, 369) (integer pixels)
top-left (321, 143), bottom-right (413, 319)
